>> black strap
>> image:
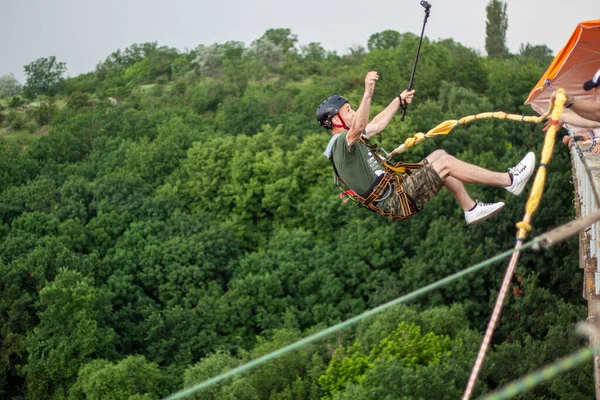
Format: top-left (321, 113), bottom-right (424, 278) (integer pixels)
top-left (330, 152), bottom-right (389, 200)
top-left (360, 173), bottom-right (385, 198)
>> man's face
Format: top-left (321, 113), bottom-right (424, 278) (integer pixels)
top-left (334, 102), bottom-right (354, 127)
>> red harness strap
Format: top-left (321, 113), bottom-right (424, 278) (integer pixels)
top-left (331, 112), bottom-right (350, 130)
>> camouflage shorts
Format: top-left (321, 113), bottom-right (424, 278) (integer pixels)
top-left (402, 160), bottom-right (443, 210)
top-left (376, 160), bottom-right (443, 217)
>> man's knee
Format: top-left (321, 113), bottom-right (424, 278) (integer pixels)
top-left (426, 149), bottom-right (448, 164)
top-left (428, 150), bottom-right (455, 177)
top-left (430, 149), bottom-right (447, 158)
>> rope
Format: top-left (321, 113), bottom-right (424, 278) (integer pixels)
top-left (480, 347), bottom-right (594, 400)
top-left (162, 237), bottom-right (544, 400)
top-left (388, 110), bottom-right (551, 157)
top-left (461, 90), bottom-right (568, 400)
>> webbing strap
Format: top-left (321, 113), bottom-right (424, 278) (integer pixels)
top-left (359, 136), bottom-right (423, 173)
top-left (364, 172), bottom-right (419, 220)
top-left (362, 169), bottom-right (394, 206)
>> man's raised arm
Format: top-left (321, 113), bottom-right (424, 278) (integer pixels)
top-left (364, 89), bottom-right (416, 139)
top-left (346, 71), bottom-right (378, 147)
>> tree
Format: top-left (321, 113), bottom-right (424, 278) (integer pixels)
top-left (246, 328), bottom-right (314, 396)
top-left (24, 269), bottom-right (117, 399)
top-left (260, 28), bottom-right (298, 54)
top-left (192, 44), bottom-right (225, 76)
top-left (244, 37), bottom-right (284, 71)
top-left (367, 30), bottom-right (402, 51)
top-left (485, 57), bottom-right (546, 111)
top-left (23, 56), bottom-right (67, 98)
top-left (519, 43), bottom-right (554, 65)
top-left (485, 0), bottom-right (509, 58)
top-left (0, 73), bottom-right (22, 98)
top-left (60, 72), bottom-right (99, 95)
top-left (346, 45), bottom-right (366, 65)
top-left (300, 43), bottom-right (327, 62)
top-left (437, 39), bottom-right (488, 93)
top-left (68, 356), bottom-right (164, 400)
top-left (319, 322), bottom-right (454, 399)
top-left (183, 352), bottom-right (259, 400)
top-left (96, 42), bottom-right (167, 79)
top-left (66, 92), bottom-right (93, 111)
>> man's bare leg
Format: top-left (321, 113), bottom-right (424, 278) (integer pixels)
top-left (426, 150), bottom-right (511, 187)
top-left (421, 150), bottom-right (530, 224)
top-left (443, 175), bottom-right (476, 211)
top-left (423, 150), bottom-right (482, 210)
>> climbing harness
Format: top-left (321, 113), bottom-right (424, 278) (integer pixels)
top-left (329, 135), bottom-right (423, 220)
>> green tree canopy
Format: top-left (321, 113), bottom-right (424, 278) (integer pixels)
top-left (367, 30), bottom-right (403, 51)
top-left (68, 356), bottom-right (164, 400)
top-left (485, 0), bottom-right (509, 58)
top-left (23, 56), bottom-right (67, 98)
top-left (0, 73), bottom-right (22, 98)
top-left (260, 28), bottom-right (298, 54)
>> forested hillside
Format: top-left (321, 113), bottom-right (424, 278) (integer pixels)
top-left (0, 28), bottom-right (591, 399)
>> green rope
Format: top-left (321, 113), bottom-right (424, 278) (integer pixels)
top-left (163, 237), bottom-right (544, 400)
top-left (480, 347), bottom-right (594, 400)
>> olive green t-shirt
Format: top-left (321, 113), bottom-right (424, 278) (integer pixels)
top-left (327, 131), bottom-right (385, 196)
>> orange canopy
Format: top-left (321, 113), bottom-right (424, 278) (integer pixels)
top-left (525, 20), bottom-right (600, 116)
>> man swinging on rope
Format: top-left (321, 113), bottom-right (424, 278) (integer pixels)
top-left (317, 71), bottom-right (536, 225)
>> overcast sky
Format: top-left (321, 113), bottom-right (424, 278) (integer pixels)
top-left (1, 0), bottom-right (598, 83)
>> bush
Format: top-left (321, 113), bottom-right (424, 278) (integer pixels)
top-left (189, 79), bottom-right (224, 113)
top-left (26, 121), bottom-right (38, 133)
top-left (8, 96), bottom-right (24, 109)
top-left (59, 72), bottom-right (99, 95)
top-left (27, 102), bottom-right (57, 125)
top-left (7, 111), bottom-right (28, 130)
top-left (67, 92), bottom-right (92, 110)
top-left (156, 74), bottom-right (169, 85)
top-left (174, 80), bottom-right (187, 95)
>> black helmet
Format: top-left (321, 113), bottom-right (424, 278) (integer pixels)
top-left (316, 95), bottom-right (348, 129)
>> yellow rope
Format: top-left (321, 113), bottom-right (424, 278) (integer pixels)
top-left (389, 110), bottom-right (551, 156)
top-left (515, 89), bottom-right (565, 240)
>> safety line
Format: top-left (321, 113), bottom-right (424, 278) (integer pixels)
top-left (163, 237), bottom-right (544, 400)
top-left (480, 347), bottom-right (594, 400)
top-left (389, 110), bottom-right (549, 156)
top-left (462, 90), bottom-right (567, 400)
top-left (463, 241), bottom-right (525, 399)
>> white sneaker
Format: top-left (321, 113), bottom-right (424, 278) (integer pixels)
top-left (506, 152), bottom-right (536, 196)
top-left (464, 201), bottom-right (505, 225)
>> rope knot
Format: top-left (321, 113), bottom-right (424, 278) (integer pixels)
top-left (516, 221), bottom-right (532, 232)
